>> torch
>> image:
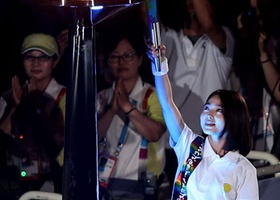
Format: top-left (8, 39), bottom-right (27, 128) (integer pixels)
top-left (145, 0), bottom-right (161, 72)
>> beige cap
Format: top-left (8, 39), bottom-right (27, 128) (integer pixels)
top-left (21, 33), bottom-right (59, 56)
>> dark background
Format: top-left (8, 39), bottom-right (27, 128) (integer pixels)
top-left (0, 0), bottom-right (246, 95)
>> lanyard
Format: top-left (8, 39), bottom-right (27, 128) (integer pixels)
top-left (114, 99), bottom-right (137, 156)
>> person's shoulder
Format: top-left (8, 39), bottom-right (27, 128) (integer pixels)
top-left (57, 87), bottom-right (66, 104)
top-left (221, 26), bottom-right (235, 37)
top-left (97, 87), bottom-right (114, 100)
top-left (237, 153), bottom-right (257, 170)
top-left (162, 26), bottom-right (181, 37)
top-left (98, 86), bottom-right (113, 94)
top-left (143, 82), bottom-right (155, 89)
top-left (1, 89), bottom-right (13, 102)
top-left (52, 79), bottom-right (66, 91)
top-left (142, 82), bottom-right (157, 95)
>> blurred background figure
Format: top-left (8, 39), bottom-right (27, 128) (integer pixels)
top-left (256, 4), bottom-right (280, 159)
top-left (234, 0), bottom-right (280, 156)
top-left (142, 0), bottom-right (235, 134)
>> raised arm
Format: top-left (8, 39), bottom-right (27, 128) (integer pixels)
top-left (193, 0), bottom-right (227, 50)
top-left (149, 44), bottom-right (185, 143)
top-left (258, 32), bottom-right (280, 102)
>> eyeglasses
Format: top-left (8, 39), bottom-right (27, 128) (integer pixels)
top-left (24, 55), bottom-right (52, 62)
top-left (108, 52), bottom-right (136, 63)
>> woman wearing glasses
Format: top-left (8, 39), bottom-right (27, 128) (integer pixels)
top-left (0, 33), bottom-right (66, 196)
top-left (97, 28), bottom-right (166, 200)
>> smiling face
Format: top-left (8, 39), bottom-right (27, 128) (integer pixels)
top-left (107, 38), bottom-right (143, 81)
top-left (200, 94), bottom-right (225, 137)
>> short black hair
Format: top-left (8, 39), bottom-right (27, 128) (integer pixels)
top-left (101, 25), bottom-right (146, 58)
top-left (206, 89), bottom-right (252, 156)
top-left (97, 16), bottom-right (155, 85)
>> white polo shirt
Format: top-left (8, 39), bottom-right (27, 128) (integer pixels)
top-left (161, 26), bottom-right (235, 133)
top-left (97, 76), bottom-right (166, 180)
top-left (170, 124), bottom-right (259, 200)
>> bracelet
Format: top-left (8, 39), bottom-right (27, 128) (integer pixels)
top-left (125, 107), bottom-right (136, 115)
top-left (152, 59), bottom-right (169, 76)
top-left (260, 58), bottom-right (272, 64)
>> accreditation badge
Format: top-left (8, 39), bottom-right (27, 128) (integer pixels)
top-left (98, 153), bottom-right (118, 188)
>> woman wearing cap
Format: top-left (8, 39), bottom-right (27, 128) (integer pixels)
top-left (0, 33), bottom-right (66, 195)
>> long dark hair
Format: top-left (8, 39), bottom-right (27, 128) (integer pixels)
top-left (206, 90), bottom-right (252, 156)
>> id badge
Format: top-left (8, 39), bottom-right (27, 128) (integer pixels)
top-left (19, 148), bottom-right (41, 181)
top-left (98, 154), bottom-right (117, 188)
